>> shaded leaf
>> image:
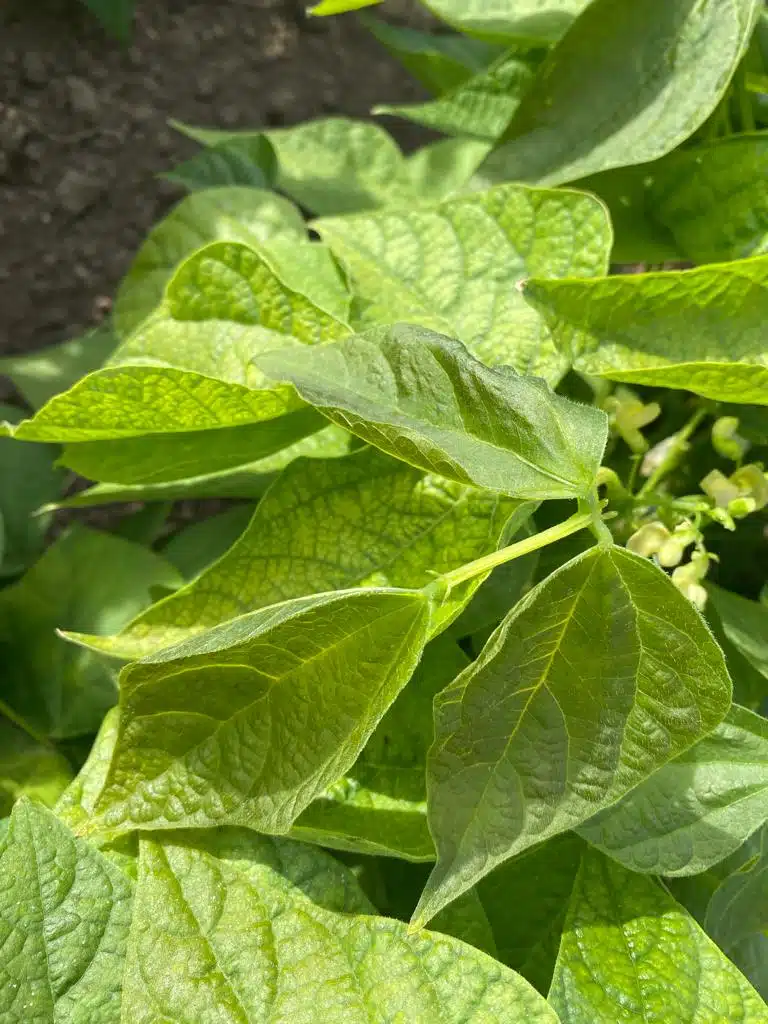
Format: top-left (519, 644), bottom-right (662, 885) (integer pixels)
top-left (578, 705), bottom-right (768, 876)
top-left (549, 848), bottom-right (768, 1023)
top-left (0, 526), bottom-right (182, 738)
top-left (163, 133), bottom-right (277, 191)
top-left (123, 827), bottom-right (558, 1022)
top-left (80, 0), bottom-right (134, 40)
top-left (316, 182), bottom-right (612, 377)
top-left (479, 0), bottom-right (759, 186)
top-left (708, 585), bottom-right (768, 682)
top-left (414, 545), bottom-right (731, 925)
top-left (161, 505), bottom-right (254, 580)
top-left (86, 587), bottom-right (431, 836)
top-left (0, 799), bottom-right (133, 1022)
top-left (0, 718), bottom-right (72, 817)
top-left (93, 447), bottom-right (530, 660)
top-left (422, 0), bottom-right (589, 44)
top-left (256, 324), bottom-right (608, 500)
top-left (706, 824), bottom-right (768, 969)
top-left (525, 258), bottom-right (768, 404)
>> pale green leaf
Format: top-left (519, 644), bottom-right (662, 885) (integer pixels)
top-left (524, 258), bottom-right (768, 404)
top-left (414, 545), bottom-right (731, 926)
top-left (578, 705), bottom-right (768, 876)
top-left (308, 0), bottom-right (381, 15)
top-left (162, 133), bottom-right (277, 191)
top-left (92, 447), bottom-right (529, 660)
top-left (0, 718), bottom-right (72, 816)
top-left (123, 828), bottom-right (558, 1023)
top-left (400, 137), bottom-right (492, 203)
top-left (422, 0), bottom-right (589, 44)
top-left (362, 15), bottom-right (503, 94)
top-left (708, 586), bottom-right (768, 682)
top-left (4, 364), bottom-right (325, 485)
top-left (256, 324), bottom-right (609, 500)
top-left (378, 51), bottom-right (534, 142)
top-left (113, 186), bottom-right (305, 336)
top-left (292, 637), bottom-right (470, 861)
top-left (316, 182), bottom-right (612, 377)
top-left (46, 425), bottom-right (352, 508)
top-left (479, 0), bottom-right (759, 186)
top-left (0, 325), bottom-right (115, 410)
top-left (86, 587), bottom-right (431, 836)
top-left (0, 798), bottom-right (133, 1023)
top-left (0, 526), bottom-right (182, 739)
top-left (549, 848), bottom-right (768, 1023)
top-left (55, 708), bottom-right (121, 830)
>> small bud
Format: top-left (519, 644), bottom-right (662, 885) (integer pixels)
top-left (728, 496), bottom-right (758, 519)
top-left (605, 388), bottom-right (661, 454)
top-left (731, 464), bottom-right (768, 510)
top-left (626, 522), bottom-right (670, 558)
top-left (711, 416), bottom-right (750, 462)
top-left (709, 506), bottom-right (737, 531)
top-left (700, 470), bottom-right (741, 508)
top-left (657, 539), bottom-right (685, 567)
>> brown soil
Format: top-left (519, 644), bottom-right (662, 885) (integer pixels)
top-left (0, 0), bottom-right (428, 359)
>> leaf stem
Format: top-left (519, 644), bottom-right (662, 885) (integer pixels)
top-left (439, 509), bottom-right (594, 591)
top-left (637, 407), bottom-right (709, 499)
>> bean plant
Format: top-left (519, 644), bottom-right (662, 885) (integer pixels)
top-left (1, 0), bottom-right (767, 1020)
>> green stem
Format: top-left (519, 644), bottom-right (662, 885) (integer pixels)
top-left (735, 65), bottom-right (756, 133)
top-left (637, 407), bottom-right (709, 499)
top-left (439, 510), bottom-right (594, 591)
top-left (0, 697), bottom-right (54, 749)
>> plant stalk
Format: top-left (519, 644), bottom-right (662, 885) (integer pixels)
top-left (637, 407), bottom-right (709, 499)
top-left (439, 509), bottom-right (594, 590)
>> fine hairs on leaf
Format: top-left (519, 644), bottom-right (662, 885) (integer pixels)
top-left (2, 1), bottom-right (768, 1018)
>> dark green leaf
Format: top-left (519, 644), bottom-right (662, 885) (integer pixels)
top-left (161, 505), bottom-right (255, 580)
top-left (0, 718), bottom-right (72, 816)
top-left (0, 325), bottom-right (115, 409)
top-left (163, 134), bottom-right (277, 191)
top-left (414, 545), bottom-right (731, 925)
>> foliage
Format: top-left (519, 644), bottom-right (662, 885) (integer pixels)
top-left (2, 0), bottom-right (768, 1019)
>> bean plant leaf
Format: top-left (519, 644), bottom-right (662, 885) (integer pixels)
top-left (85, 588), bottom-right (432, 837)
top-left (413, 545), bottom-right (731, 926)
top-left (92, 447), bottom-right (530, 660)
top-left (257, 324), bottom-right (608, 500)
top-left (0, 718), bottom-right (73, 816)
top-left (362, 15), bottom-right (503, 94)
top-left (0, 799), bottom-right (133, 1023)
top-left (308, 0), bottom-right (381, 15)
top-left (706, 824), bottom-right (768, 960)
top-left (0, 526), bottom-right (182, 739)
top-left (479, 0), bottom-right (760, 186)
top-left (124, 828), bottom-right (558, 1023)
top-left (3, 364), bottom-right (325, 485)
top-left (0, 324), bottom-right (115, 409)
top-left (422, 0), bottom-right (590, 44)
top-left (707, 586), bottom-right (768, 682)
top-left (113, 186), bottom-right (305, 336)
top-left (292, 637), bottom-right (470, 861)
top-left (316, 182), bottom-right (612, 378)
top-left (162, 133), bottom-right (277, 191)
top-left (524, 258), bottom-right (768, 404)
top-left (377, 51), bottom-right (534, 142)
top-left (80, 0), bottom-right (134, 40)
top-left (55, 708), bottom-right (121, 830)
top-left (161, 505), bottom-right (255, 580)
top-left (400, 137), bottom-right (492, 202)
top-left (577, 705), bottom-right (768, 876)
top-left (548, 848), bottom-right (768, 1023)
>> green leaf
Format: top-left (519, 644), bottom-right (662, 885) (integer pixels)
top-left (0, 404), bottom-right (64, 577)
top-left (524, 258), bottom-right (768, 404)
top-left (400, 137), bottom-right (492, 203)
top-left (0, 799), bottom-right (133, 1022)
top-left (55, 708), bottom-right (121, 830)
top-left (113, 186), bottom-right (305, 337)
top-left (0, 526), bottom-right (182, 738)
top-left (80, 0), bottom-right (134, 40)
top-left (162, 133), bottom-right (277, 191)
top-left (5, 364), bottom-right (325, 485)
top-left (708, 585), bottom-right (768, 682)
top-left (0, 718), bottom-right (72, 816)
top-left (86, 587), bottom-right (431, 836)
top-left (706, 824), bottom-right (768, 961)
top-left (0, 324), bottom-right (115, 409)
top-left (256, 324), bottom-right (609, 500)
top-left (46, 425), bottom-right (352, 508)
top-left (292, 637), bottom-right (470, 861)
top-left (363, 15), bottom-right (503, 94)
top-left (377, 51), bottom-right (534, 142)
top-left (421, 0), bottom-right (589, 44)
top-left (577, 705), bottom-right (768, 876)
top-left (123, 828), bottom-right (558, 1022)
top-left (479, 0), bottom-right (759, 186)
top-left (548, 848), bottom-right (768, 1023)
top-left (92, 447), bottom-right (529, 660)
top-left (308, 0), bottom-right (381, 15)
top-left (414, 545), bottom-right (731, 926)
top-left (316, 182), bottom-right (612, 377)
